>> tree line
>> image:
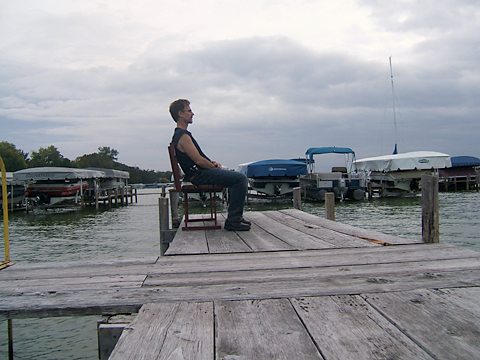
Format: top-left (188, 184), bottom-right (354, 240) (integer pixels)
top-left (0, 141), bottom-right (172, 184)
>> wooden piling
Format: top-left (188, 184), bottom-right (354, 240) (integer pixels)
top-left (293, 187), bottom-right (302, 210)
top-left (158, 197), bottom-right (176, 256)
top-left (325, 192), bottom-right (335, 221)
top-left (169, 190), bottom-right (180, 228)
top-left (422, 174), bottom-right (439, 243)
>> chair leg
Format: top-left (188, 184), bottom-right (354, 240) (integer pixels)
top-left (210, 191), bottom-right (217, 228)
top-left (182, 190), bottom-right (222, 230)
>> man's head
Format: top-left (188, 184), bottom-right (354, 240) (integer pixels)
top-left (169, 99), bottom-right (190, 122)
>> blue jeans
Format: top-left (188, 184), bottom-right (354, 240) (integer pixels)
top-left (191, 168), bottom-right (248, 222)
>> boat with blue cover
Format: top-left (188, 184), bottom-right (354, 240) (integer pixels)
top-left (237, 159), bottom-right (307, 197)
top-left (438, 155), bottom-right (479, 191)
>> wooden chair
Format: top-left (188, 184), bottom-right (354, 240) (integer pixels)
top-left (168, 143), bottom-right (225, 230)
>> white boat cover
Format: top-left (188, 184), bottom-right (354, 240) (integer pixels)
top-left (13, 167), bottom-right (106, 181)
top-left (355, 151), bottom-right (451, 172)
top-left (86, 167), bottom-right (130, 179)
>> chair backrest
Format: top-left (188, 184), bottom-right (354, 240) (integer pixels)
top-left (168, 143), bottom-right (183, 192)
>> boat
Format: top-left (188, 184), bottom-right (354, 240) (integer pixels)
top-left (83, 167), bottom-right (131, 202)
top-left (300, 147), bottom-right (366, 201)
top-left (438, 156), bottom-right (480, 191)
top-left (86, 167), bottom-right (130, 190)
top-left (353, 58), bottom-right (451, 198)
top-left (13, 167), bottom-right (105, 208)
top-left (237, 159), bottom-right (307, 197)
top-left (0, 172), bottom-right (26, 210)
top-left (355, 151), bottom-right (452, 197)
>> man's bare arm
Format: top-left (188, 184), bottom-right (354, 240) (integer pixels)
top-left (177, 134), bottom-right (221, 169)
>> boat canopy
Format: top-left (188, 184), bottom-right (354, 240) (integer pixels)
top-left (87, 167), bottom-right (130, 179)
top-left (355, 151), bottom-right (451, 172)
top-left (305, 147), bottom-right (355, 162)
top-left (450, 156), bottom-right (480, 167)
top-left (13, 167), bottom-right (106, 181)
top-left (237, 159), bottom-right (307, 178)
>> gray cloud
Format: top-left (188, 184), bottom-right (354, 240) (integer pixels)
top-left (1, 1), bottom-right (479, 171)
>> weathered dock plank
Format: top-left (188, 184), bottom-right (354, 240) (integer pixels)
top-left (280, 208), bottom-right (422, 245)
top-left (243, 211), bottom-right (338, 250)
top-left (1, 244), bottom-right (479, 320)
top-left (109, 302), bottom-right (214, 360)
top-left (290, 295), bottom-right (434, 359)
top-left (262, 210), bottom-right (379, 248)
top-left (364, 288), bottom-right (480, 359)
top-left (206, 223), bottom-right (253, 254)
top-left (219, 213), bottom-right (297, 252)
top-left (215, 299), bottom-right (322, 360)
top-left (165, 209), bottom-right (419, 256)
top-left (110, 288), bottom-right (480, 360)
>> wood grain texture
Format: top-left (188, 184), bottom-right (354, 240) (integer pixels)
top-left (364, 288), bottom-right (480, 360)
top-left (215, 299), bottom-right (323, 360)
top-left (279, 209), bottom-right (421, 245)
top-left (291, 295), bottom-right (434, 359)
top-left (109, 302), bottom-right (214, 360)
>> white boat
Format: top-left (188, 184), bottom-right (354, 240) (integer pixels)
top-left (300, 147), bottom-right (366, 201)
top-left (13, 167), bottom-right (105, 208)
top-left (237, 159), bottom-right (307, 198)
top-left (355, 151), bottom-right (452, 197)
top-left (86, 167), bottom-right (130, 190)
top-left (354, 59), bottom-right (452, 197)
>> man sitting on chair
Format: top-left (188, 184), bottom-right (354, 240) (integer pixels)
top-left (170, 99), bottom-right (251, 231)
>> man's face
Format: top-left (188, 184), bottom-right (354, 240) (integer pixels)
top-left (179, 105), bottom-right (194, 123)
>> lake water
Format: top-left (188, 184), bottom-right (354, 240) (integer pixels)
top-left (1, 190), bottom-right (479, 359)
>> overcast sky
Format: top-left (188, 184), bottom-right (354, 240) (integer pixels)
top-left (1, 0), bottom-right (479, 172)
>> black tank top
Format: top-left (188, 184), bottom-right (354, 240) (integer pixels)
top-left (172, 128), bottom-right (211, 179)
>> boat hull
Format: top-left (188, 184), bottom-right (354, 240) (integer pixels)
top-left (25, 182), bottom-right (89, 207)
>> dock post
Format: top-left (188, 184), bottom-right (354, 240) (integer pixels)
top-left (105, 189), bottom-right (110, 208)
top-left (169, 189), bottom-right (180, 228)
top-left (97, 314), bottom-right (136, 360)
top-left (159, 196), bottom-right (176, 255)
top-left (422, 174), bottom-right (439, 243)
top-left (293, 187), bottom-right (301, 210)
top-left (95, 180), bottom-right (100, 211)
top-left (8, 319), bottom-right (13, 360)
top-left (325, 192), bottom-right (335, 221)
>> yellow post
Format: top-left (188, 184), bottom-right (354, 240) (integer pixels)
top-left (1, 156), bottom-right (13, 269)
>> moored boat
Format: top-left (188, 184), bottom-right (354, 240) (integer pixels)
top-left (439, 156), bottom-right (480, 191)
top-left (301, 147), bottom-right (366, 201)
top-left (0, 172), bottom-right (26, 210)
top-left (13, 167), bottom-right (105, 208)
top-left (355, 151), bottom-right (452, 197)
top-left (237, 159), bottom-right (307, 198)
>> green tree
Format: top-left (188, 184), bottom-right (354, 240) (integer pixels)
top-left (74, 153), bottom-right (115, 169)
top-left (0, 141), bottom-right (28, 171)
top-left (28, 146), bottom-right (72, 167)
top-left (98, 146), bottom-right (119, 161)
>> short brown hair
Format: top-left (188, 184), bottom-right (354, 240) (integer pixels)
top-left (169, 99), bottom-right (190, 122)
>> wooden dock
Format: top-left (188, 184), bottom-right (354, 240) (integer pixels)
top-left (1, 209), bottom-right (480, 359)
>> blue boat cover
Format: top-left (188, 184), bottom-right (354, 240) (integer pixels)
top-left (450, 156), bottom-right (480, 167)
top-left (241, 159), bottom-right (307, 177)
top-left (305, 147), bottom-right (355, 163)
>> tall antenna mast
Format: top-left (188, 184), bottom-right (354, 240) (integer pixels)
top-left (389, 56), bottom-right (398, 154)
